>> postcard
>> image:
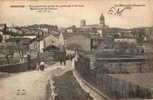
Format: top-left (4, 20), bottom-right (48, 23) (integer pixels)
top-left (0, 0), bottom-right (153, 100)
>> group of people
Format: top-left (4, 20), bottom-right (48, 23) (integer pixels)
top-left (58, 49), bottom-right (76, 66)
top-left (35, 49), bottom-right (78, 71)
top-left (58, 50), bottom-right (66, 66)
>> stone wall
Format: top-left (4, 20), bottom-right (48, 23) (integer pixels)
top-left (0, 58), bottom-right (38, 73)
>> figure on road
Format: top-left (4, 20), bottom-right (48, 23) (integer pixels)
top-left (27, 53), bottom-right (31, 70)
top-left (59, 50), bottom-right (66, 66)
top-left (39, 61), bottom-right (45, 71)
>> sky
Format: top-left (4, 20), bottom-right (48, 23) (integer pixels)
top-left (0, 0), bottom-right (153, 28)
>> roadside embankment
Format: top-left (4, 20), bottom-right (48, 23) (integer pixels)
top-left (53, 71), bottom-right (93, 100)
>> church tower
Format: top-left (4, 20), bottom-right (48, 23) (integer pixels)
top-left (80, 19), bottom-right (86, 27)
top-left (99, 13), bottom-right (105, 27)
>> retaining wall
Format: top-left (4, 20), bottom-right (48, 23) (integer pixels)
top-left (0, 58), bottom-right (38, 73)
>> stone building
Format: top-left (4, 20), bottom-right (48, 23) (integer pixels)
top-left (79, 13), bottom-right (106, 35)
top-left (66, 13), bottom-right (107, 35)
top-left (0, 24), bottom-right (10, 43)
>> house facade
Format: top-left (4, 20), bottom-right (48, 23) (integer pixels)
top-left (0, 24), bottom-right (10, 43)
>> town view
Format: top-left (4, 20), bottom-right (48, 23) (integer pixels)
top-left (0, 13), bottom-right (153, 100)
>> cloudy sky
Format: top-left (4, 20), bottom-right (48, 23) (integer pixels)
top-left (0, 0), bottom-right (153, 28)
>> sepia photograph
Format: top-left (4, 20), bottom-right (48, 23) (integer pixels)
top-left (0, 0), bottom-right (153, 100)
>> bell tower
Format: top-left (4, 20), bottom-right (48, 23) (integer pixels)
top-left (99, 13), bottom-right (105, 27)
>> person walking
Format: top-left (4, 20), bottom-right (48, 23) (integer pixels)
top-left (27, 53), bottom-right (31, 70)
top-left (59, 50), bottom-right (66, 66)
top-left (59, 51), bottom-right (63, 66)
top-left (63, 50), bottom-right (66, 66)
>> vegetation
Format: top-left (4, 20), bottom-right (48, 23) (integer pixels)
top-left (53, 71), bottom-right (93, 100)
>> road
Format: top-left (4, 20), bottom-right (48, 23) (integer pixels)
top-left (0, 60), bottom-right (106, 100)
top-left (0, 62), bottom-right (66, 100)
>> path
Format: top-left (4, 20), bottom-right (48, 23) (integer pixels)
top-left (0, 61), bottom-right (72, 100)
top-left (0, 59), bottom-right (107, 100)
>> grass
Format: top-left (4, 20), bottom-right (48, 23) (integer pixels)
top-left (53, 71), bottom-right (93, 100)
